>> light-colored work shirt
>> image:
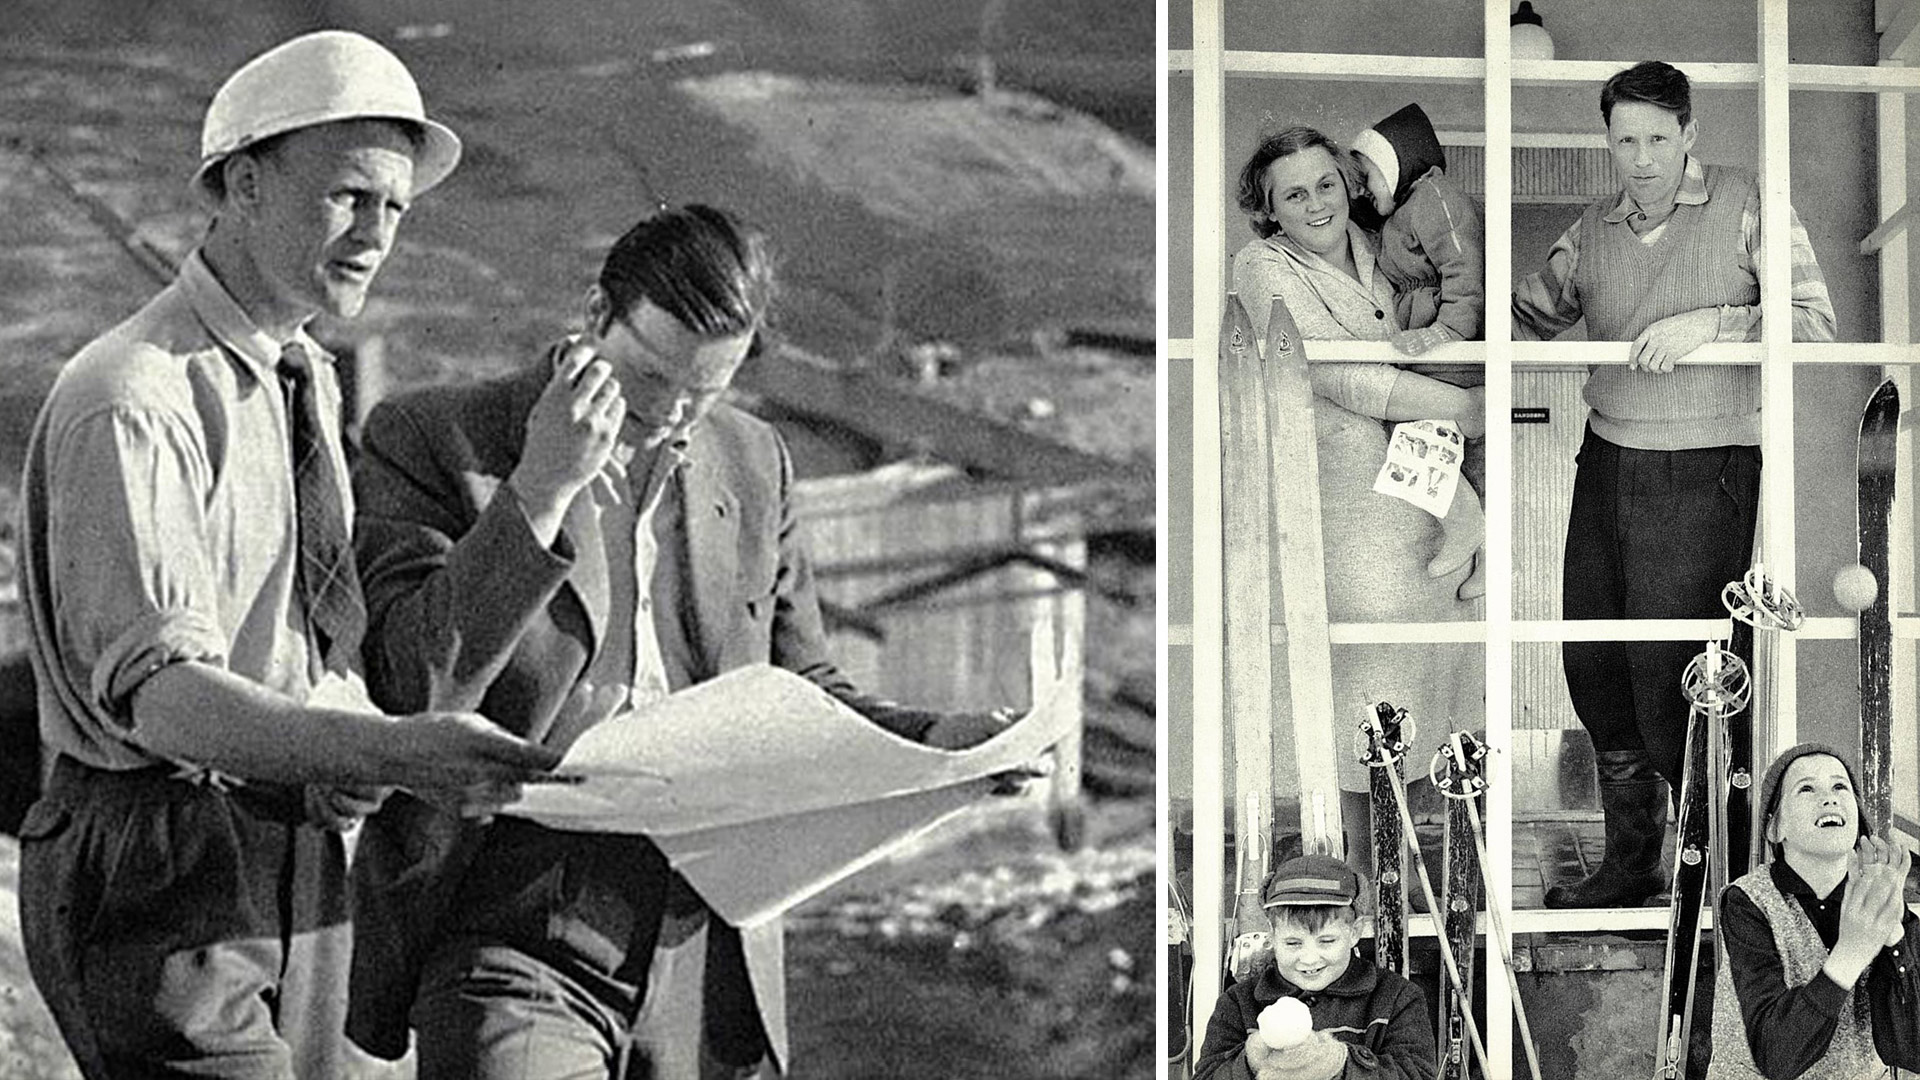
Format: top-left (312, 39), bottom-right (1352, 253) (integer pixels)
top-left (581, 439), bottom-right (689, 710)
top-left (20, 251), bottom-right (364, 772)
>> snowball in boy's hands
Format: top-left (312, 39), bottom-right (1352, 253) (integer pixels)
top-left (1248, 1029), bottom-right (1348, 1080)
top-left (1257, 997), bottom-right (1313, 1049)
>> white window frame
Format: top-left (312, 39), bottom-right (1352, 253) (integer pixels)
top-left (1168, 3), bottom-right (1920, 1074)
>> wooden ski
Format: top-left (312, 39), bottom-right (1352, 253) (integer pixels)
top-left (1437, 753), bottom-right (1479, 1080)
top-left (1260, 293), bottom-right (1344, 856)
top-left (1437, 732), bottom-right (1543, 1080)
top-left (1218, 294), bottom-right (1275, 982)
top-left (1362, 702), bottom-right (1409, 976)
top-left (1858, 378), bottom-right (1898, 837)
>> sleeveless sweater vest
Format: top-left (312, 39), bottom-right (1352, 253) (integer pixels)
top-left (1707, 868), bottom-right (1886, 1078)
top-left (1576, 165), bottom-right (1761, 451)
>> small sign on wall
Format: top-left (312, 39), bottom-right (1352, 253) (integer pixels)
top-left (1512, 407), bottom-right (1551, 425)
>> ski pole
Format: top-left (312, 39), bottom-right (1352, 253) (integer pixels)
top-left (1658, 643), bottom-right (1752, 1079)
top-left (1655, 700), bottom-right (1711, 1080)
top-left (1361, 706), bottom-right (1493, 1080)
top-left (1433, 732), bottom-right (1545, 1080)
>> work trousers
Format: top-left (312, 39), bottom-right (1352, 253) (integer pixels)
top-left (18, 757), bottom-right (350, 1080)
top-left (409, 819), bottom-right (766, 1080)
top-left (1561, 425), bottom-right (1761, 788)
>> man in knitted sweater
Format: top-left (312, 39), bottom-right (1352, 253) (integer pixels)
top-left (1511, 60), bottom-right (1837, 909)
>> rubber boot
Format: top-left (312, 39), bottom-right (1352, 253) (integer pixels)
top-left (1543, 750), bottom-right (1670, 909)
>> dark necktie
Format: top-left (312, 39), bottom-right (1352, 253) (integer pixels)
top-left (278, 342), bottom-right (367, 677)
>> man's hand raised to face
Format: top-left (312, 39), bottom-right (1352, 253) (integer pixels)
top-left (510, 338), bottom-right (625, 537)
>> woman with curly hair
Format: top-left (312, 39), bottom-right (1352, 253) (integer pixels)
top-left (1228, 125), bottom-right (1482, 877)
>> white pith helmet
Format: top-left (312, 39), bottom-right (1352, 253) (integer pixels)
top-left (194, 30), bottom-right (462, 199)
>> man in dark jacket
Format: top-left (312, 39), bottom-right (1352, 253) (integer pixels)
top-left (345, 205), bottom-right (1018, 1079)
top-left (1193, 855), bottom-right (1435, 1080)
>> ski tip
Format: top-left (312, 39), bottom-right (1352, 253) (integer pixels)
top-left (1860, 379), bottom-right (1900, 474)
top-left (1863, 378), bottom-right (1901, 427)
top-left (1219, 293), bottom-right (1257, 359)
top-left (1261, 295), bottom-right (1302, 362)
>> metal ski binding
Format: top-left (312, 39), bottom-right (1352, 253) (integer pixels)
top-left (1429, 731), bottom-right (1490, 801)
top-left (1358, 702), bottom-right (1414, 769)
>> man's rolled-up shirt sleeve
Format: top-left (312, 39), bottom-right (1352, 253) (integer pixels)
top-left (48, 406), bottom-right (229, 725)
top-left (1511, 219), bottom-right (1584, 342)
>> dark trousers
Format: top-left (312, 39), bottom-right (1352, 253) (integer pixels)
top-left (412, 926), bottom-right (761, 1080)
top-left (18, 758), bottom-right (350, 1080)
top-left (1561, 426), bottom-right (1761, 788)
top-left (408, 820), bottom-right (766, 1080)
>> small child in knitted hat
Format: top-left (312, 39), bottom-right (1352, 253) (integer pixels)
top-left (1349, 102), bottom-right (1485, 354)
top-left (1350, 101), bottom-right (1488, 599)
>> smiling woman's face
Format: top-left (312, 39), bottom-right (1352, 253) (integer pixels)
top-left (1261, 145), bottom-right (1350, 257)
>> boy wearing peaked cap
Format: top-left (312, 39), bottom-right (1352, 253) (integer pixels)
top-left (1194, 855), bottom-right (1436, 1080)
top-left (15, 30), bottom-right (561, 1079)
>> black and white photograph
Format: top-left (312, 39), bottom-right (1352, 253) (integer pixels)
top-left (0, 2), bottom-right (1157, 1077)
top-left (1166, 2), bottom-right (1920, 1078)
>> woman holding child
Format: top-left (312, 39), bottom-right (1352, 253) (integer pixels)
top-left (1228, 122), bottom-right (1482, 869)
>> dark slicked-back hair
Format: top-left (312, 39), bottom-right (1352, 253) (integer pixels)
top-left (599, 204), bottom-right (774, 340)
top-left (1234, 125), bottom-right (1359, 239)
top-left (1601, 60), bottom-right (1692, 129)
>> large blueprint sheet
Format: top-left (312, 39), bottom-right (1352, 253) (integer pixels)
top-left (504, 626), bottom-right (1075, 925)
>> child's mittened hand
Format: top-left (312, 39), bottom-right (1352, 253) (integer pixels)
top-left (1250, 1030), bottom-right (1348, 1080)
top-left (1391, 325), bottom-right (1455, 356)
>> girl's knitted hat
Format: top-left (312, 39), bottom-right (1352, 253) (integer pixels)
top-left (1757, 741), bottom-right (1871, 841)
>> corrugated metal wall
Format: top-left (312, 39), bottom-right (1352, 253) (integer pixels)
top-left (1447, 144), bottom-right (1619, 204)
top-left (1511, 371), bottom-right (1592, 810)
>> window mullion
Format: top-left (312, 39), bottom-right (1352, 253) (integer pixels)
top-left (1758, 0), bottom-right (1800, 754)
top-left (1187, 0), bottom-right (1227, 1053)
top-left (1483, 3), bottom-right (1516, 1077)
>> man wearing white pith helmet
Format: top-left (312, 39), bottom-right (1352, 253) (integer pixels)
top-left (16, 31), bottom-right (563, 1078)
